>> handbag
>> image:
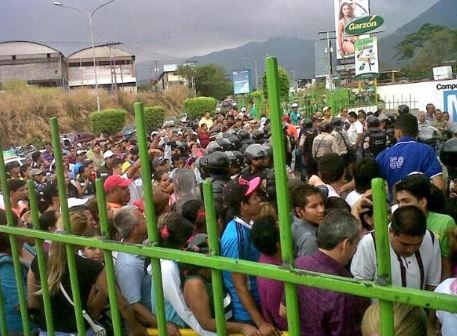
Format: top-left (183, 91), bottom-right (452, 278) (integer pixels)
top-left (336, 129), bottom-right (356, 163)
top-left (59, 283), bottom-right (107, 336)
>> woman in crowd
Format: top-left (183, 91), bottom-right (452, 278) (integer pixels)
top-left (361, 303), bottom-right (428, 336)
top-left (73, 161), bottom-right (96, 198)
top-left (0, 210), bottom-right (35, 335)
top-left (148, 212), bottom-right (257, 336)
top-left (27, 210), bottom-right (146, 335)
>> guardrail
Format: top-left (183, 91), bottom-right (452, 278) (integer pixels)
top-left (0, 56), bottom-right (455, 336)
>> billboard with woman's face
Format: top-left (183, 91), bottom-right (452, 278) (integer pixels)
top-left (334, 0), bottom-right (370, 61)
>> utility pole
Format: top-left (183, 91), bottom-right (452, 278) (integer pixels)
top-left (319, 30), bottom-right (336, 90)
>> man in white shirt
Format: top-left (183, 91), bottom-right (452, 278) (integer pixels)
top-left (351, 205), bottom-right (441, 290)
top-left (347, 111), bottom-right (364, 159)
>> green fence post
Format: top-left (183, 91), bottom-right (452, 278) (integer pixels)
top-left (372, 178), bottom-right (394, 336)
top-left (28, 180), bottom-right (55, 336)
top-left (0, 141), bottom-right (31, 336)
top-left (203, 180), bottom-right (227, 336)
top-left (265, 56), bottom-right (300, 335)
top-left (95, 178), bottom-right (122, 336)
top-left (50, 117), bottom-right (86, 335)
top-left (134, 102), bottom-right (168, 336)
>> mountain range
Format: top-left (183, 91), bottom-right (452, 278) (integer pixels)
top-left (176, 0), bottom-right (457, 81)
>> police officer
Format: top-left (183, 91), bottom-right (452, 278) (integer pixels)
top-left (362, 116), bottom-right (387, 158)
top-left (240, 144), bottom-right (271, 180)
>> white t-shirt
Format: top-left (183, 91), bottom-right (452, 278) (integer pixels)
top-left (148, 260), bottom-right (216, 336)
top-left (347, 120), bottom-right (364, 146)
top-left (434, 278), bottom-right (457, 336)
top-left (351, 230), bottom-right (442, 289)
top-left (345, 190), bottom-right (362, 207)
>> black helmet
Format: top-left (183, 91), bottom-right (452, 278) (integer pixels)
top-left (448, 122), bottom-right (457, 136)
top-left (206, 141), bottom-right (222, 154)
top-left (216, 138), bottom-right (233, 151)
top-left (367, 115), bottom-right (380, 127)
top-left (331, 117), bottom-right (343, 128)
top-left (223, 133), bottom-right (240, 150)
top-left (397, 105), bottom-right (410, 114)
top-left (237, 129), bottom-right (251, 141)
top-left (418, 126), bottom-right (442, 145)
top-left (440, 138), bottom-right (457, 178)
top-left (321, 122), bottom-right (333, 133)
top-left (245, 144), bottom-right (267, 162)
top-left (302, 118), bottom-right (313, 129)
top-left (205, 152), bottom-right (230, 176)
top-left (252, 130), bottom-right (264, 143)
top-left (225, 150), bottom-right (245, 167)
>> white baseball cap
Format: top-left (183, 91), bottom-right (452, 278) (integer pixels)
top-left (103, 150), bottom-right (116, 159)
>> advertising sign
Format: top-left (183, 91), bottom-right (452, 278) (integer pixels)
top-left (345, 15), bottom-right (384, 36)
top-left (233, 69), bottom-right (251, 95)
top-left (354, 37), bottom-right (379, 79)
top-left (334, 0), bottom-right (370, 61)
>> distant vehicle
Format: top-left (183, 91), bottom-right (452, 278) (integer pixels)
top-left (74, 133), bottom-right (95, 144)
top-left (121, 125), bottom-right (136, 139)
top-left (4, 156), bottom-right (26, 167)
top-left (61, 133), bottom-right (76, 142)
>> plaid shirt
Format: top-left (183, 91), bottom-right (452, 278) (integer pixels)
top-left (312, 133), bottom-right (338, 158)
top-left (295, 250), bottom-right (369, 336)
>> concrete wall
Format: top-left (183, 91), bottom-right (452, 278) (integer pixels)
top-left (377, 79), bottom-right (457, 122)
top-left (0, 56), bottom-right (67, 86)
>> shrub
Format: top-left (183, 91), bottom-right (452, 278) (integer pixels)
top-left (144, 106), bottom-right (166, 131)
top-left (89, 108), bottom-right (127, 136)
top-left (183, 97), bottom-right (217, 120)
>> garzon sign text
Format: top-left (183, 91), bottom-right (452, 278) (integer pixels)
top-left (345, 15), bottom-right (384, 36)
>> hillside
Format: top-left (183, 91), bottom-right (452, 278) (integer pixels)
top-left (187, 0), bottom-right (457, 76)
top-left (187, 37), bottom-right (316, 80)
top-left (379, 0), bottom-right (457, 68)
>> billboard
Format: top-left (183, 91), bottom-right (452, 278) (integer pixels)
top-left (233, 69), bottom-right (251, 95)
top-left (354, 37), bottom-right (379, 79)
top-left (334, 0), bottom-right (370, 61)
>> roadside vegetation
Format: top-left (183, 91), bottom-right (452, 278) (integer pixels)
top-left (0, 81), bottom-right (189, 146)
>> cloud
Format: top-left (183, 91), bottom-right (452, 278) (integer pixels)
top-left (0, 0), bottom-right (439, 59)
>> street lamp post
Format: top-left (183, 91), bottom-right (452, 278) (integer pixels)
top-left (53, 0), bottom-right (116, 112)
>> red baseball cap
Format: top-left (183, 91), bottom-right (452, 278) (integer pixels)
top-left (104, 175), bottom-right (132, 192)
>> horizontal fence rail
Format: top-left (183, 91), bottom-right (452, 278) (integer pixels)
top-left (0, 226), bottom-right (456, 313)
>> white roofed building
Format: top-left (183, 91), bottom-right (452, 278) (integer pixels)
top-left (156, 64), bottom-right (189, 92)
top-left (67, 44), bottom-right (137, 92)
top-left (0, 41), bottom-right (68, 88)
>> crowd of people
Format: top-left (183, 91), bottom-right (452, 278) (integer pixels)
top-left (1, 100), bottom-right (457, 336)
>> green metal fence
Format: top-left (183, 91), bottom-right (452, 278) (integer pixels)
top-left (0, 56), bottom-right (456, 336)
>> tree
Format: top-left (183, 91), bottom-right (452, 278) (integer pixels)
top-left (396, 24), bottom-right (457, 76)
top-left (395, 24), bottom-right (451, 60)
top-left (194, 64), bottom-right (233, 100)
top-left (176, 64), bottom-right (197, 86)
top-left (176, 64), bottom-right (233, 100)
top-left (262, 66), bottom-right (290, 102)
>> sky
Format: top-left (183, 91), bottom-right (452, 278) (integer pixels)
top-left (0, 0), bottom-right (440, 61)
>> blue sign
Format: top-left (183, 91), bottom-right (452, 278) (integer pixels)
top-left (233, 70), bottom-right (251, 95)
top-left (443, 90), bottom-right (457, 122)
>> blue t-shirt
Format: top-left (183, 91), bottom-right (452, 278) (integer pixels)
top-left (221, 218), bottom-right (260, 321)
top-left (376, 136), bottom-right (442, 192)
top-left (0, 254), bottom-right (27, 333)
